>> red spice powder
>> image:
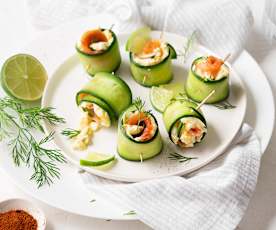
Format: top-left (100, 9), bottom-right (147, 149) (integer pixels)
top-left (0, 210), bottom-right (37, 230)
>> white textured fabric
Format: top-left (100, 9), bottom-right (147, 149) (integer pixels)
top-left (81, 124), bottom-right (260, 230)
top-left (26, 1), bottom-right (262, 229)
top-left (27, 0), bottom-right (253, 59)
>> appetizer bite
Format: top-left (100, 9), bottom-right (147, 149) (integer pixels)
top-left (74, 72), bottom-right (132, 150)
top-left (185, 56), bottom-right (230, 103)
top-left (117, 98), bottom-right (163, 161)
top-left (126, 27), bottom-right (177, 87)
top-left (76, 28), bottom-right (121, 76)
top-left (163, 100), bottom-right (207, 148)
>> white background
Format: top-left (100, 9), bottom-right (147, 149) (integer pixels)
top-left (0, 0), bottom-right (276, 229)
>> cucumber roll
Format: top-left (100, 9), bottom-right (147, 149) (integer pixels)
top-left (126, 27), bottom-right (176, 87)
top-left (163, 100), bottom-right (207, 148)
top-left (73, 72), bottom-right (132, 150)
top-left (76, 72), bottom-right (132, 118)
top-left (185, 56), bottom-right (229, 103)
top-left (76, 28), bottom-right (121, 76)
top-left (117, 98), bottom-right (163, 161)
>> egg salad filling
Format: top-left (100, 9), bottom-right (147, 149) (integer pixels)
top-left (73, 102), bottom-right (111, 150)
top-left (132, 39), bottom-right (169, 66)
top-left (171, 117), bottom-right (207, 148)
top-left (193, 56), bottom-right (229, 81)
top-left (77, 29), bottom-right (114, 55)
top-left (122, 110), bottom-right (157, 142)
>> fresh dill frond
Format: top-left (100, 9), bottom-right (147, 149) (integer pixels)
top-left (178, 31), bottom-right (197, 62)
top-left (212, 101), bottom-right (236, 110)
top-left (0, 97), bottom-right (66, 188)
top-left (168, 152), bottom-right (197, 163)
top-left (61, 128), bottom-right (81, 139)
top-left (123, 210), bottom-right (136, 215)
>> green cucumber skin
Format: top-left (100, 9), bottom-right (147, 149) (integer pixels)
top-left (76, 34), bottom-right (121, 76)
top-left (117, 125), bottom-right (163, 161)
top-left (185, 58), bottom-right (229, 103)
top-left (117, 107), bottom-right (163, 161)
top-left (163, 100), bottom-right (206, 136)
top-left (78, 94), bottom-right (116, 123)
top-left (129, 51), bottom-right (173, 87)
top-left (76, 72), bottom-right (132, 117)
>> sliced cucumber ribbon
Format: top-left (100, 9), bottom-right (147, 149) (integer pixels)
top-left (117, 106), bottom-right (163, 161)
top-left (76, 72), bottom-right (132, 119)
top-left (163, 100), bottom-right (207, 146)
top-left (185, 57), bottom-right (229, 103)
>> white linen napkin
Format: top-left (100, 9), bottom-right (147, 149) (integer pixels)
top-left (26, 0), bottom-right (262, 229)
top-left (80, 124), bottom-right (260, 230)
top-left (27, 0), bottom-right (253, 59)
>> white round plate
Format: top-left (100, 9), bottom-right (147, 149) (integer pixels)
top-left (41, 32), bottom-right (246, 182)
top-left (0, 15), bottom-right (274, 220)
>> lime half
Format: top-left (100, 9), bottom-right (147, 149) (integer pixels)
top-left (1, 54), bottom-right (48, 101)
top-left (150, 83), bottom-right (185, 112)
top-left (80, 152), bottom-right (115, 167)
top-left (126, 27), bottom-right (151, 54)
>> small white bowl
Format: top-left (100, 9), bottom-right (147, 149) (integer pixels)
top-left (0, 198), bottom-right (46, 230)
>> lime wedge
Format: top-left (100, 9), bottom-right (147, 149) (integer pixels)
top-left (126, 27), bottom-right (151, 54)
top-left (150, 83), bottom-right (185, 112)
top-left (1, 54), bottom-right (48, 101)
top-left (80, 152), bottom-right (115, 167)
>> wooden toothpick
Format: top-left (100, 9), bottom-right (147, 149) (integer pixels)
top-left (223, 53), bottom-right (231, 63)
top-left (140, 153), bottom-right (143, 163)
top-left (196, 90), bottom-right (215, 110)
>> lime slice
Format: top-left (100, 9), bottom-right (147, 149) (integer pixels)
top-left (80, 152), bottom-right (115, 167)
top-left (150, 83), bottom-right (185, 112)
top-left (126, 27), bottom-right (151, 54)
top-left (1, 54), bottom-right (48, 101)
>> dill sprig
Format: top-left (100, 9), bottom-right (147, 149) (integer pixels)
top-left (61, 128), bottom-right (80, 139)
top-left (178, 31), bottom-right (197, 62)
top-left (133, 97), bottom-right (145, 113)
top-left (0, 97), bottom-right (66, 188)
top-left (168, 152), bottom-right (197, 163)
top-left (212, 100), bottom-right (236, 110)
top-left (133, 97), bottom-right (147, 126)
top-left (123, 210), bottom-right (136, 215)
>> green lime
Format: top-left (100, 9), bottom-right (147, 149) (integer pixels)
top-left (1, 54), bottom-right (48, 101)
top-left (80, 152), bottom-right (115, 167)
top-left (150, 83), bottom-right (185, 112)
top-left (125, 27), bottom-right (151, 54)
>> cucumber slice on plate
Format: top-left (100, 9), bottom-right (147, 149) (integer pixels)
top-left (125, 27), bottom-right (151, 54)
top-left (1, 54), bottom-right (48, 101)
top-left (80, 152), bottom-right (115, 166)
top-left (150, 83), bottom-right (185, 112)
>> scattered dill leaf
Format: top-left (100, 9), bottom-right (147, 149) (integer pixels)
top-left (168, 152), bottom-right (197, 163)
top-left (61, 128), bottom-right (80, 139)
top-left (212, 101), bottom-right (236, 110)
top-left (178, 31), bottom-right (197, 62)
top-left (123, 210), bottom-right (136, 215)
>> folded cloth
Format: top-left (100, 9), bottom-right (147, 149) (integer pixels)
top-left (27, 0), bottom-right (253, 59)
top-left (80, 124), bottom-right (261, 230)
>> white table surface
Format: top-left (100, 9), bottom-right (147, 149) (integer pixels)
top-left (0, 1), bottom-right (275, 229)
